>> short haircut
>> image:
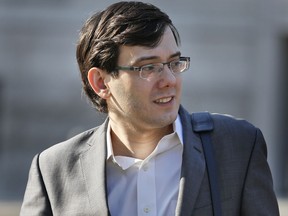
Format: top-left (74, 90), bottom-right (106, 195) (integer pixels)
top-left (76, 1), bottom-right (180, 113)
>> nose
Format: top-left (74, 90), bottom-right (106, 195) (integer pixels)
top-left (158, 64), bottom-right (177, 88)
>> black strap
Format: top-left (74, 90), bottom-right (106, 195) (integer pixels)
top-left (191, 112), bottom-right (222, 216)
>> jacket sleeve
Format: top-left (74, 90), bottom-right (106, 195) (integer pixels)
top-left (20, 154), bottom-right (53, 216)
top-left (241, 128), bottom-right (279, 215)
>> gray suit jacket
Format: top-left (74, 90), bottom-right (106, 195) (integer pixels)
top-left (20, 106), bottom-right (279, 216)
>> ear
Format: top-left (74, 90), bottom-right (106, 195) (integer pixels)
top-left (87, 67), bottom-right (110, 99)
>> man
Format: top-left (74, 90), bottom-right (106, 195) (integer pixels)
top-left (20, 1), bottom-right (279, 215)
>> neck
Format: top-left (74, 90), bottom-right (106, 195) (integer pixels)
top-left (109, 118), bottom-right (173, 160)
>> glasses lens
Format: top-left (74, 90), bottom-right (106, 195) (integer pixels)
top-left (139, 58), bottom-right (189, 80)
top-left (171, 60), bottom-right (187, 73)
top-left (140, 64), bottom-right (162, 79)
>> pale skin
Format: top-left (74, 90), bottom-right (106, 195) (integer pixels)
top-left (88, 27), bottom-right (183, 160)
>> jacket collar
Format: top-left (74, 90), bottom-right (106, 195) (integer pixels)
top-left (175, 106), bottom-right (206, 216)
top-left (80, 118), bottom-right (110, 215)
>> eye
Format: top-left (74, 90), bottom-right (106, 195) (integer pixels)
top-left (171, 61), bottom-right (181, 68)
top-left (141, 64), bottom-right (157, 72)
top-left (140, 64), bottom-right (162, 79)
top-left (170, 60), bottom-right (185, 73)
top-left (171, 60), bottom-right (182, 67)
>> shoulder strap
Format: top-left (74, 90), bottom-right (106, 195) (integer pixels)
top-left (191, 112), bottom-right (222, 216)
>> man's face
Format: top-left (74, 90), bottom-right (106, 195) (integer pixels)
top-left (106, 27), bottom-right (183, 131)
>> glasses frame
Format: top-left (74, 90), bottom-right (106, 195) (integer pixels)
top-left (115, 56), bottom-right (190, 80)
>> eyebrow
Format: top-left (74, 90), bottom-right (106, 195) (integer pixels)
top-left (131, 51), bottom-right (181, 65)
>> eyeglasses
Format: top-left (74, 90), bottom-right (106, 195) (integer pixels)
top-left (115, 57), bottom-right (190, 80)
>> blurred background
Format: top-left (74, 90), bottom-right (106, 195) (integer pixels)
top-left (0, 0), bottom-right (287, 215)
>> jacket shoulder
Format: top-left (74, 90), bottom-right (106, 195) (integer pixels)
top-left (46, 127), bottom-right (96, 152)
top-left (210, 113), bottom-right (257, 134)
top-left (38, 126), bottom-right (100, 167)
top-left (208, 113), bottom-right (262, 155)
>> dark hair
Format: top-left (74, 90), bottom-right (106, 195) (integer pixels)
top-left (76, 1), bottom-right (180, 113)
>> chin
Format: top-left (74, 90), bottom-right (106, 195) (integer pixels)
top-left (157, 112), bottom-right (178, 126)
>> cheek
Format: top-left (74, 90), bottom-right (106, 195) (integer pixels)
top-left (109, 77), bottom-right (144, 103)
top-left (177, 77), bottom-right (183, 90)
top-left (109, 72), bottom-right (156, 103)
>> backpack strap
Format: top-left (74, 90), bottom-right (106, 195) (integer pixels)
top-left (191, 112), bottom-right (222, 216)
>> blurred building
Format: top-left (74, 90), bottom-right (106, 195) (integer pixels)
top-left (0, 0), bottom-right (287, 203)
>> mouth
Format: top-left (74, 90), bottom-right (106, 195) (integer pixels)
top-left (154, 96), bottom-right (174, 104)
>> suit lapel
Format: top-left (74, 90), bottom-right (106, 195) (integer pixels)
top-left (176, 107), bottom-right (206, 216)
top-left (80, 119), bottom-right (110, 216)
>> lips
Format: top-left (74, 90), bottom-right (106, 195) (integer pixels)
top-left (154, 96), bottom-right (173, 104)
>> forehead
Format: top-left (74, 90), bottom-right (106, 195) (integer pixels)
top-left (118, 27), bottom-right (180, 66)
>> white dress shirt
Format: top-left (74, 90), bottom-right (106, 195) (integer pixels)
top-left (106, 115), bottom-right (183, 216)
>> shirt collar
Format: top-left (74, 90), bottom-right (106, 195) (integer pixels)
top-left (174, 114), bottom-right (184, 145)
top-left (106, 114), bottom-right (183, 160)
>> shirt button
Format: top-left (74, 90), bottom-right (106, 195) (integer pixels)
top-left (143, 207), bottom-right (150, 213)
